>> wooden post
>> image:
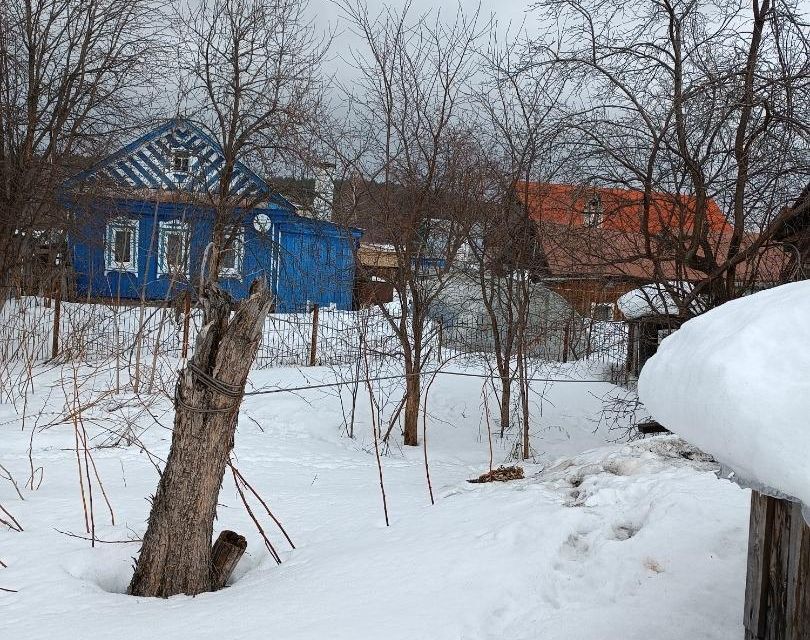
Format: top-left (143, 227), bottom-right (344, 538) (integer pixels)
top-left (626, 322), bottom-right (636, 375)
top-left (181, 290), bottom-right (191, 360)
top-left (562, 323), bottom-right (570, 363)
top-left (309, 304), bottom-right (319, 366)
top-left (744, 490), bottom-right (810, 640)
top-left (437, 318), bottom-right (444, 363)
top-left (211, 530), bottom-right (247, 590)
top-left (51, 281), bottom-right (62, 360)
top-left (585, 316), bottom-right (594, 358)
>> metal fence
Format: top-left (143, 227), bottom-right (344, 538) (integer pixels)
top-left (0, 296), bottom-right (629, 371)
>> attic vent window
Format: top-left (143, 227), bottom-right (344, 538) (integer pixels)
top-left (171, 149), bottom-right (191, 174)
top-left (584, 194), bottom-right (604, 227)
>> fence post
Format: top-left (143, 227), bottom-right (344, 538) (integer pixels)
top-left (562, 323), bottom-right (570, 363)
top-left (309, 304), bottom-right (319, 366)
top-left (51, 280), bottom-right (62, 360)
top-left (437, 318), bottom-right (444, 363)
top-left (743, 490), bottom-right (810, 640)
top-left (585, 316), bottom-right (594, 358)
top-left (626, 322), bottom-right (635, 375)
top-left (181, 290), bottom-right (191, 360)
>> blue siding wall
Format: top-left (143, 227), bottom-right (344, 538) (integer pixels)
top-left (68, 197), bottom-right (359, 310)
top-left (275, 220), bottom-right (359, 312)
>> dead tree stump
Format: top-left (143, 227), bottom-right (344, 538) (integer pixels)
top-left (211, 530), bottom-right (247, 590)
top-left (128, 282), bottom-right (272, 598)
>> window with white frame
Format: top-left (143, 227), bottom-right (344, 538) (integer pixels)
top-left (105, 218), bottom-right (139, 273)
top-left (218, 225), bottom-right (244, 278)
top-left (158, 220), bottom-right (190, 277)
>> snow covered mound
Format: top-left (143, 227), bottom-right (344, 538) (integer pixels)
top-left (617, 282), bottom-right (698, 319)
top-left (638, 281), bottom-right (810, 504)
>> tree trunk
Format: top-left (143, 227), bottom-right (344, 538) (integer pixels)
top-left (499, 375), bottom-right (511, 438)
top-left (128, 282), bottom-right (272, 598)
top-left (403, 372), bottom-right (420, 446)
top-left (517, 344), bottom-right (530, 460)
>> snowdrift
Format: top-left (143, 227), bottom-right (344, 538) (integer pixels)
top-left (638, 281), bottom-right (810, 505)
top-left (616, 282), bottom-right (701, 319)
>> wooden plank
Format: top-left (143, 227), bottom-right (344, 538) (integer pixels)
top-left (309, 304), bottom-right (319, 366)
top-left (745, 491), bottom-right (772, 639)
top-left (51, 282), bottom-right (62, 360)
top-left (786, 502), bottom-right (810, 640)
top-left (765, 496), bottom-right (792, 640)
top-left (743, 493), bottom-right (810, 640)
top-left (785, 501), bottom-right (802, 640)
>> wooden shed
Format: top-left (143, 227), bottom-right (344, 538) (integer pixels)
top-left (617, 284), bottom-right (687, 377)
top-left (354, 243), bottom-right (397, 307)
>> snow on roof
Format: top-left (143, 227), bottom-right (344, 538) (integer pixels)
top-left (617, 282), bottom-right (696, 319)
top-left (638, 281), bottom-right (810, 504)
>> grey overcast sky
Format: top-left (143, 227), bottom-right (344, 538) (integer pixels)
top-left (311, 0), bottom-right (543, 81)
top-left (311, 0), bottom-right (810, 84)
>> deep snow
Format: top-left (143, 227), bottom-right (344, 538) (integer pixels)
top-left (639, 280), bottom-right (810, 505)
top-left (2, 359), bottom-right (751, 639)
top-left (617, 282), bottom-right (699, 319)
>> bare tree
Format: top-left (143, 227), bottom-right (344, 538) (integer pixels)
top-left (462, 30), bottom-right (570, 448)
top-left (0, 0), bottom-right (166, 299)
top-left (128, 0), bottom-right (325, 597)
top-left (532, 0), bottom-right (810, 312)
top-left (178, 0), bottom-right (327, 276)
top-left (333, 0), bottom-right (483, 446)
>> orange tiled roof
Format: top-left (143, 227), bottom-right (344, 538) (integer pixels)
top-left (517, 182), bottom-right (729, 234)
top-left (536, 221), bottom-right (786, 284)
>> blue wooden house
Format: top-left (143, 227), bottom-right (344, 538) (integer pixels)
top-left (63, 118), bottom-right (361, 311)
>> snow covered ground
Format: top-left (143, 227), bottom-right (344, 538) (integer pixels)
top-left (2, 359), bottom-right (751, 639)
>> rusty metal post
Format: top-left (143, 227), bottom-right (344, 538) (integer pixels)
top-left (309, 304), bottom-right (319, 366)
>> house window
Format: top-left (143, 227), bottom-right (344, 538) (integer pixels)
top-left (171, 149), bottom-right (191, 174)
top-left (158, 220), bottom-right (190, 277)
top-left (218, 226), bottom-right (244, 278)
top-left (591, 302), bottom-right (614, 321)
top-left (584, 194), bottom-right (604, 227)
top-left (105, 218), bottom-right (139, 273)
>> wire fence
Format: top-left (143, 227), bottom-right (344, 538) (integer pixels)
top-left (0, 296), bottom-right (629, 373)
